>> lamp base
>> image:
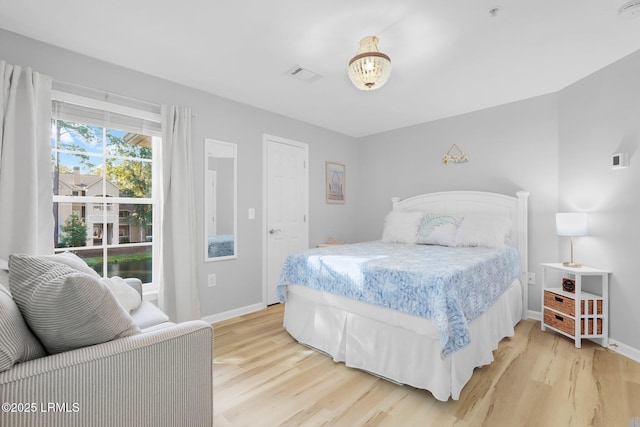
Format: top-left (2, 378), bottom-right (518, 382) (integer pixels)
top-left (562, 261), bottom-right (582, 268)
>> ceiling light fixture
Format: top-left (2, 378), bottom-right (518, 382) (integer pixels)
top-left (619, 0), bottom-right (640, 18)
top-left (348, 36), bottom-right (392, 91)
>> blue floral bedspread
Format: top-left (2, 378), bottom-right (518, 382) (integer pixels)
top-left (277, 241), bottom-right (521, 356)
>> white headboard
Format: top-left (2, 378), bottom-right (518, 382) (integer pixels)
top-left (391, 190), bottom-right (529, 318)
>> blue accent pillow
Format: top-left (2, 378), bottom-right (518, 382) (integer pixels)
top-left (416, 213), bottom-right (462, 246)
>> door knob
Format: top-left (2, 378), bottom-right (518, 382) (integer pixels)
top-left (269, 228), bottom-right (282, 234)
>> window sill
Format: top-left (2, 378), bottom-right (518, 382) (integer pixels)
top-left (142, 282), bottom-right (158, 303)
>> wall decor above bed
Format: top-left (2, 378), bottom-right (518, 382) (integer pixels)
top-left (442, 143), bottom-right (469, 165)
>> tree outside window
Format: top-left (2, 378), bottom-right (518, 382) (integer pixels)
top-left (51, 118), bottom-right (154, 283)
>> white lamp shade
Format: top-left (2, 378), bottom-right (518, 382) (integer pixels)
top-left (556, 212), bottom-right (588, 237)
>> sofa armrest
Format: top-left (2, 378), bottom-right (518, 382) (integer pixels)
top-left (123, 277), bottom-right (143, 299)
top-left (0, 320), bottom-right (213, 427)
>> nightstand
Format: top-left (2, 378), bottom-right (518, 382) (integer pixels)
top-left (540, 263), bottom-right (610, 348)
top-left (317, 237), bottom-right (345, 248)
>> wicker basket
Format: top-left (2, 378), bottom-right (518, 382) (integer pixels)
top-left (543, 309), bottom-right (603, 336)
top-left (543, 290), bottom-right (602, 317)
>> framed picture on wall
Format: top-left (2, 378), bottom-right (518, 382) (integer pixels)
top-left (326, 161), bottom-right (345, 204)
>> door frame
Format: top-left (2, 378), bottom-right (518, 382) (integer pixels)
top-left (261, 134), bottom-right (309, 305)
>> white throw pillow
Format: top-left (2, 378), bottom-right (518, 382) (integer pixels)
top-left (454, 215), bottom-right (512, 249)
top-left (416, 213), bottom-right (463, 246)
top-left (8, 254), bottom-right (140, 355)
top-left (381, 210), bottom-right (425, 244)
top-left (101, 276), bottom-right (142, 313)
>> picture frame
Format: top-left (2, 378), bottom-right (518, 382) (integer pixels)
top-left (326, 161), bottom-right (345, 204)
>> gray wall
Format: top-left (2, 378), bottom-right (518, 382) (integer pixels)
top-left (558, 49), bottom-right (640, 351)
top-left (3, 28), bottom-right (639, 351)
top-left (354, 49), bottom-right (640, 350)
top-left (354, 94), bottom-right (561, 314)
top-left (0, 29), bottom-right (360, 317)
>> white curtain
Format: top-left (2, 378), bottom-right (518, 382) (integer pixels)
top-left (0, 61), bottom-right (53, 259)
top-left (156, 105), bottom-right (201, 322)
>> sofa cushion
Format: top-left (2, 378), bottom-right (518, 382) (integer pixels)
top-left (0, 287), bottom-right (46, 372)
top-left (0, 258), bottom-right (9, 292)
top-left (8, 254), bottom-right (140, 355)
top-left (130, 301), bottom-right (170, 329)
top-left (140, 321), bottom-right (176, 333)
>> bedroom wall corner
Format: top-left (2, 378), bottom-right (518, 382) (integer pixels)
top-left (558, 48), bottom-right (640, 353)
top-left (0, 28), bottom-right (361, 320)
top-left (354, 94), bottom-right (561, 314)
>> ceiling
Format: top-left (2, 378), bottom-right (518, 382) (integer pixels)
top-left (1, 0), bottom-right (640, 137)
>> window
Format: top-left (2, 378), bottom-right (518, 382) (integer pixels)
top-left (51, 91), bottom-right (161, 285)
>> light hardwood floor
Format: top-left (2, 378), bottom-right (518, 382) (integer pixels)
top-left (213, 304), bottom-right (640, 427)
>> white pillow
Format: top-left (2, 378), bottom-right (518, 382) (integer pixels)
top-left (416, 213), bottom-right (462, 246)
top-left (381, 210), bottom-right (424, 244)
top-left (101, 276), bottom-right (142, 313)
top-left (454, 215), bottom-right (512, 249)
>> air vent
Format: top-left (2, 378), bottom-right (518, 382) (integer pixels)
top-left (619, 0), bottom-right (640, 18)
top-left (285, 65), bottom-right (323, 83)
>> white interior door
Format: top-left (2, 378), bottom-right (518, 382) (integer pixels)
top-left (264, 135), bottom-right (308, 305)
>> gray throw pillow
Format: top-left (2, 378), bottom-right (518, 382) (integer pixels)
top-left (43, 251), bottom-right (101, 279)
top-left (0, 258), bottom-right (9, 290)
top-left (0, 289), bottom-right (46, 371)
top-left (8, 254), bottom-right (140, 355)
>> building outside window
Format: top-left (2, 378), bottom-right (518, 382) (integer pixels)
top-left (51, 93), bottom-right (159, 286)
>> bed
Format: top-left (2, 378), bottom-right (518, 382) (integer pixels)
top-left (276, 190), bottom-right (529, 401)
top-left (207, 234), bottom-right (234, 258)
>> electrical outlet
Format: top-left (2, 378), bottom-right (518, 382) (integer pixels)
top-left (208, 273), bottom-right (216, 287)
top-left (527, 272), bottom-right (535, 285)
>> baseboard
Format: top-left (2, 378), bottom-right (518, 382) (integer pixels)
top-left (527, 310), bottom-right (541, 321)
top-left (528, 310), bottom-right (640, 364)
top-left (202, 302), bottom-right (266, 325)
top-left (608, 339), bottom-right (640, 364)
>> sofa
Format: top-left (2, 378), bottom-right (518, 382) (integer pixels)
top-left (0, 253), bottom-right (213, 427)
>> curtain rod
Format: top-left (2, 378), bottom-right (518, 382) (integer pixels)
top-left (52, 80), bottom-right (160, 111)
top-left (52, 80), bottom-right (199, 118)
top-left (51, 89), bottom-right (162, 123)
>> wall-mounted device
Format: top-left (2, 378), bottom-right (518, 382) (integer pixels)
top-left (612, 152), bottom-right (629, 170)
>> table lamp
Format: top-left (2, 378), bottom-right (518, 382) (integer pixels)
top-left (556, 212), bottom-right (588, 268)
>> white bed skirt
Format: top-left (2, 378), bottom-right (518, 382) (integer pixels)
top-left (282, 280), bottom-right (523, 401)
